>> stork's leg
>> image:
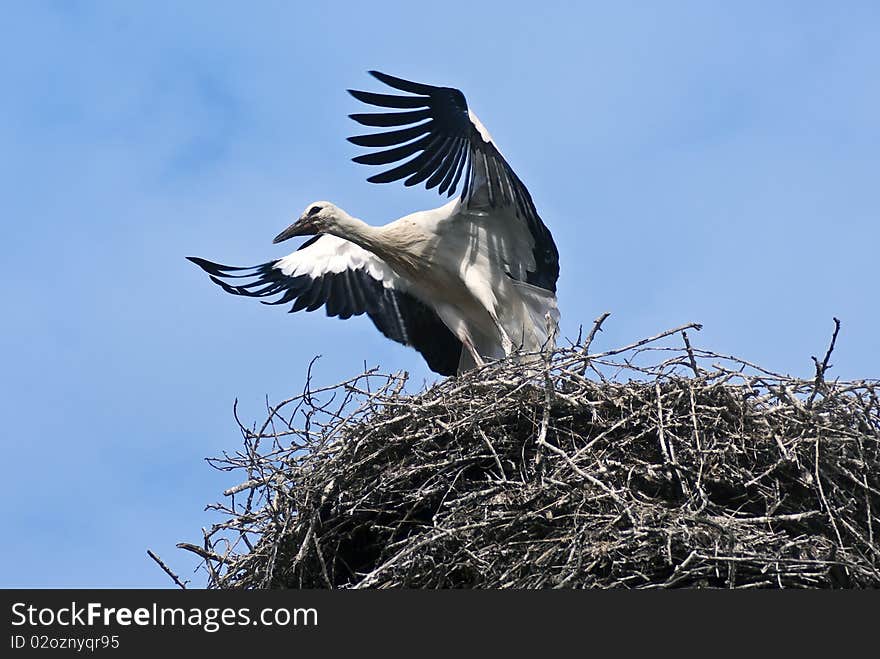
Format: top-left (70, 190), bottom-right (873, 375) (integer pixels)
top-left (487, 311), bottom-right (521, 357)
top-left (463, 336), bottom-right (486, 367)
top-left (496, 323), bottom-right (514, 356)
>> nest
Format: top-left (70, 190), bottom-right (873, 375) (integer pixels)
top-left (172, 320), bottom-right (880, 588)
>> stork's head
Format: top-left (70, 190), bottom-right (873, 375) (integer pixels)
top-left (273, 201), bottom-right (343, 243)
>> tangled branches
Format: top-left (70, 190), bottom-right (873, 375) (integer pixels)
top-left (172, 320), bottom-right (880, 588)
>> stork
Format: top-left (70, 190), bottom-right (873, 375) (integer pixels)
top-left (188, 71), bottom-right (560, 375)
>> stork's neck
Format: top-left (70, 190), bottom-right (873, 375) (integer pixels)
top-left (327, 212), bottom-right (384, 255)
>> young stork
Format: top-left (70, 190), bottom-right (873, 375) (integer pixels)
top-left (188, 71), bottom-right (560, 375)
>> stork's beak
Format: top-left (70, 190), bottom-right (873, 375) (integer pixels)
top-left (273, 216), bottom-right (317, 244)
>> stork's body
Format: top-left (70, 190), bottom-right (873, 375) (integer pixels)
top-left (318, 199), bottom-right (558, 371)
top-left (189, 72), bottom-right (560, 375)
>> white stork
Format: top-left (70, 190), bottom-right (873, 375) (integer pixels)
top-left (188, 71), bottom-right (560, 375)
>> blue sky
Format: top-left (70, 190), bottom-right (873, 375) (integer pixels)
top-left (2, 2), bottom-right (877, 587)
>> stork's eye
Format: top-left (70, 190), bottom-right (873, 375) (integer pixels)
top-left (308, 206), bottom-right (321, 216)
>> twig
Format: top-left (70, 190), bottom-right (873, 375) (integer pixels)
top-left (176, 542), bottom-right (225, 563)
top-left (808, 317), bottom-right (841, 408)
top-left (583, 312), bottom-right (611, 354)
top-left (587, 322), bottom-right (703, 360)
top-left (147, 549), bottom-right (188, 589)
top-left (577, 311), bottom-right (611, 376)
top-left (682, 330), bottom-right (700, 377)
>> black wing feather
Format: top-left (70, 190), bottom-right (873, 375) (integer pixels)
top-left (349, 109), bottom-right (432, 128)
top-left (351, 133), bottom-right (433, 166)
top-left (347, 71), bottom-right (560, 292)
top-left (347, 123), bottom-right (433, 148)
top-left (347, 89), bottom-right (429, 109)
top-left (368, 70), bottom-right (436, 95)
top-left (186, 254), bottom-right (462, 376)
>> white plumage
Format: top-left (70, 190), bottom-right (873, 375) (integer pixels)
top-left (189, 71), bottom-right (560, 375)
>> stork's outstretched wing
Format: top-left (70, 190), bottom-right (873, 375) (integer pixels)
top-left (347, 70), bottom-right (559, 293)
top-left (187, 235), bottom-right (462, 375)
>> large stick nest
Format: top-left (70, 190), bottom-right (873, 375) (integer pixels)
top-left (177, 321), bottom-right (880, 588)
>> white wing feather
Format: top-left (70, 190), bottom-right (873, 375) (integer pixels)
top-left (275, 235), bottom-right (400, 288)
